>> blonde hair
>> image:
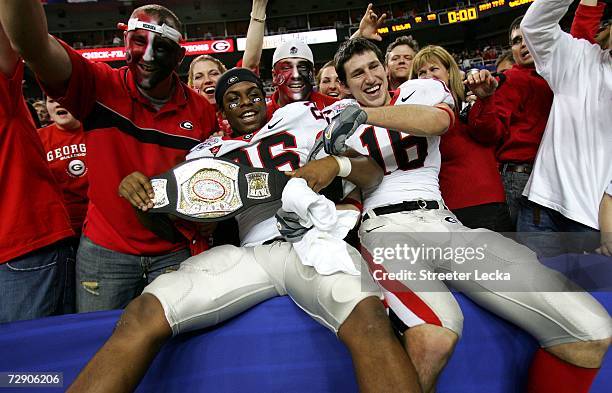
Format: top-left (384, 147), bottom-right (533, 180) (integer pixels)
top-left (410, 45), bottom-right (465, 106)
top-left (187, 55), bottom-right (227, 88)
top-left (316, 61), bottom-right (335, 87)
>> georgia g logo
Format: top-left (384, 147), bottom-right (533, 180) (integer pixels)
top-left (68, 159), bottom-right (86, 177)
top-left (180, 121), bottom-right (194, 130)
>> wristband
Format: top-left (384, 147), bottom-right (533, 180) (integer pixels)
top-left (250, 13), bottom-right (266, 23)
top-left (341, 197), bottom-right (363, 212)
top-left (332, 155), bottom-right (352, 178)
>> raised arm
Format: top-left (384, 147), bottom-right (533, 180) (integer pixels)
top-left (363, 104), bottom-right (451, 136)
top-left (241, 0), bottom-right (268, 72)
top-left (570, 0), bottom-right (606, 43)
top-left (0, 0), bottom-right (72, 93)
top-left (0, 20), bottom-right (18, 77)
top-left (521, 0), bottom-right (584, 81)
top-left (350, 3), bottom-right (387, 41)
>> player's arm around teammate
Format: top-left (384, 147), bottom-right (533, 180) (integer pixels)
top-left (331, 38), bottom-right (453, 138)
top-left (288, 149), bottom-right (383, 193)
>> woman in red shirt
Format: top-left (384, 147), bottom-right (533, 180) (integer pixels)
top-left (411, 46), bottom-right (513, 231)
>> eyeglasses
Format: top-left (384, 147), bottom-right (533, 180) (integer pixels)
top-left (596, 20), bottom-right (611, 35)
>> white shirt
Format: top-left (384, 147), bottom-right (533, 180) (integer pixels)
top-left (332, 79), bottom-right (454, 211)
top-left (521, 0), bottom-right (612, 229)
top-left (187, 101), bottom-right (328, 245)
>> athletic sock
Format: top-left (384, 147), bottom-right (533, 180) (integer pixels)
top-left (527, 348), bottom-right (599, 393)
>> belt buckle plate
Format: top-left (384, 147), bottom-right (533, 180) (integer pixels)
top-left (153, 158), bottom-right (244, 220)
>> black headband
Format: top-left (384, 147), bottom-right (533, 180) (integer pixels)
top-left (215, 68), bottom-right (264, 106)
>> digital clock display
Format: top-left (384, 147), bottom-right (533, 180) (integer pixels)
top-left (438, 7), bottom-right (479, 25)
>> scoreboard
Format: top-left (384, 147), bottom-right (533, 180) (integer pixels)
top-left (438, 6), bottom-right (478, 25)
top-left (377, 0), bottom-right (535, 35)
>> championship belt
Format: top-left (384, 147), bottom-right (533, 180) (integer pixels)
top-left (149, 157), bottom-right (289, 222)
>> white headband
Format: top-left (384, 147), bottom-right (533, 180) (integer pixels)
top-left (125, 18), bottom-right (183, 43)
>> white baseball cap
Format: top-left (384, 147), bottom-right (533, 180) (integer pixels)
top-left (272, 39), bottom-right (314, 66)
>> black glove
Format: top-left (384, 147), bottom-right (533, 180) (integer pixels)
top-left (275, 209), bottom-right (312, 243)
top-left (323, 105), bottom-right (367, 155)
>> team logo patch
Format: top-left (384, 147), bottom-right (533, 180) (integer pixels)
top-left (246, 172), bottom-right (271, 200)
top-left (242, 133), bottom-right (253, 141)
top-left (290, 46), bottom-right (298, 55)
top-left (67, 159), bottom-right (86, 177)
top-left (209, 146), bottom-right (221, 155)
top-left (228, 76), bottom-right (239, 84)
top-left (180, 121), bottom-right (194, 130)
top-left (192, 179), bottom-right (226, 201)
top-left (444, 216), bottom-right (458, 224)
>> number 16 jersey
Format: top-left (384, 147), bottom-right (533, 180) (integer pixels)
top-left (338, 79), bottom-right (454, 211)
top-left (187, 101), bottom-right (329, 245)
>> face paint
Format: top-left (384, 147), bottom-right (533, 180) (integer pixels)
top-left (124, 13), bottom-right (183, 91)
top-left (272, 58), bottom-right (314, 104)
top-left (222, 82), bottom-right (268, 135)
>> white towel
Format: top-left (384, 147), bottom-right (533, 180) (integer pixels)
top-left (281, 178), bottom-right (360, 275)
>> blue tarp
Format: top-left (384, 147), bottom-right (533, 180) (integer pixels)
top-left (1, 254), bottom-right (610, 392)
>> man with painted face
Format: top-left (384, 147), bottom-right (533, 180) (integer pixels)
top-left (68, 67), bottom-right (422, 393)
top-left (0, 1), bottom-right (218, 312)
top-left (239, 0), bottom-right (336, 116)
top-left (266, 39), bottom-right (338, 118)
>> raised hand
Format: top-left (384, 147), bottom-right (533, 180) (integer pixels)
top-left (464, 68), bottom-right (498, 99)
top-left (353, 3), bottom-right (387, 41)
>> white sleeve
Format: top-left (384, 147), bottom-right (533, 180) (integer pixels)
top-left (395, 79), bottom-right (454, 110)
top-left (520, 0), bottom-right (591, 90)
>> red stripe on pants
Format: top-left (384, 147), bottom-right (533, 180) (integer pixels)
top-left (361, 246), bottom-right (442, 327)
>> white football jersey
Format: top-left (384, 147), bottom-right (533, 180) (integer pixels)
top-left (187, 101), bottom-right (329, 246)
top-left (335, 79), bottom-right (454, 211)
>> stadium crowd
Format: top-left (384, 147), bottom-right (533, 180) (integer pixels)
top-left (0, 0), bottom-right (611, 392)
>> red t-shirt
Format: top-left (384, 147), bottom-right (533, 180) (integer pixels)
top-left (0, 62), bottom-right (73, 264)
top-left (468, 64), bottom-right (553, 163)
top-left (439, 118), bottom-right (506, 210)
top-left (43, 40), bottom-right (217, 255)
top-left (38, 123), bottom-right (88, 236)
top-left (266, 90), bottom-right (338, 118)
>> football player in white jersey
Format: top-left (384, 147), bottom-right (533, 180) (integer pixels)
top-left (68, 68), bottom-right (423, 393)
top-left (329, 38), bottom-right (611, 393)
